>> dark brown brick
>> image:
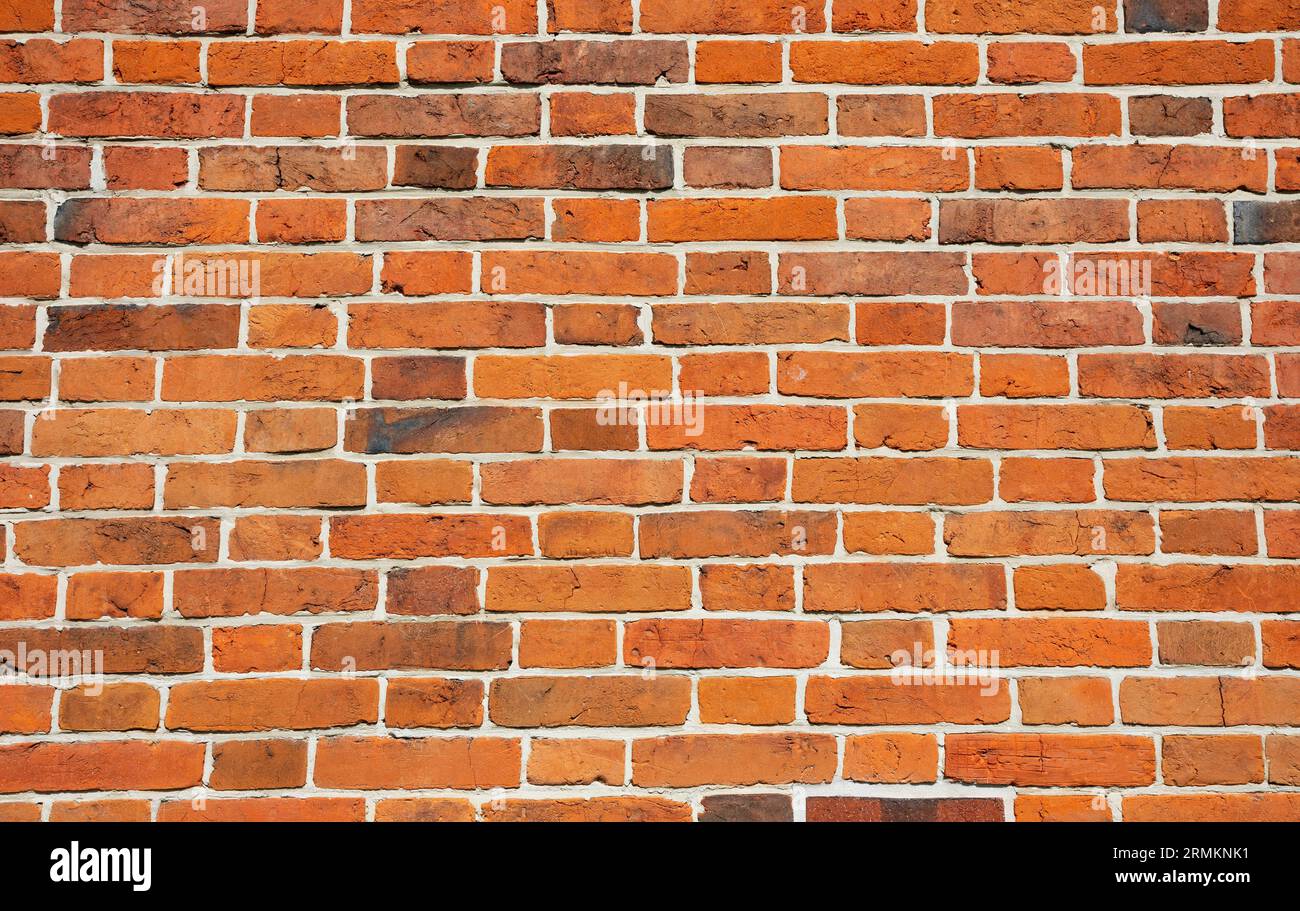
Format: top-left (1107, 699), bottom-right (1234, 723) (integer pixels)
top-left (347, 94), bottom-right (540, 138)
top-left (344, 407), bottom-right (543, 454)
top-left (1129, 95), bottom-right (1213, 136)
top-left (1124, 0), bottom-right (1208, 32)
top-left (371, 357), bottom-right (468, 401)
top-left (1235, 201), bottom-right (1300, 244)
top-left (698, 793), bottom-right (793, 822)
top-left (392, 146), bottom-right (479, 189)
top-left (353, 198), bottom-right (545, 242)
top-left (501, 39), bottom-right (688, 84)
top-left (1153, 303), bottom-right (1242, 346)
top-left (44, 304), bottom-right (240, 352)
top-left (645, 93), bottom-right (827, 137)
top-left (198, 146), bottom-right (387, 192)
top-left (807, 797), bottom-right (1004, 822)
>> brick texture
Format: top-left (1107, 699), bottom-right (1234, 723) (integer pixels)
top-left (0, 0), bottom-right (1298, 823)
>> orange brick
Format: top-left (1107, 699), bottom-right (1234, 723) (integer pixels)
top-left (698, 676), bottom-right (796, 724)
top-left (519, 619), bottom-right (617, 668)
top-left (843, 734), bottom-right (938, 783)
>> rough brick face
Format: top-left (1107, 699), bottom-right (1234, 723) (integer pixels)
top-left (0, 0), bottom-right (1296, 826)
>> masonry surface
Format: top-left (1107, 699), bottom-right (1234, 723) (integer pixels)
top-left (0, 0), bottom-right (1299, 823)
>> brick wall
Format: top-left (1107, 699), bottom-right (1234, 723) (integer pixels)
top-left (1, 0), bottom-right (1299, 823)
